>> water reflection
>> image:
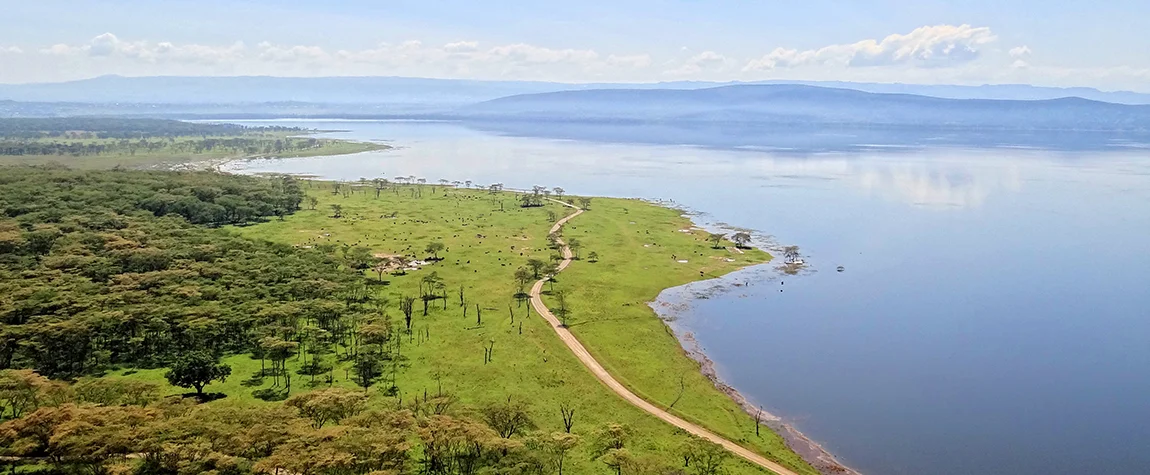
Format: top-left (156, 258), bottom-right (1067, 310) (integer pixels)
top-left (464, 120), bottom-right (1150, 154)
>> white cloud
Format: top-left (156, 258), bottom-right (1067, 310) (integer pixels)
top-left (9, 31), bottom-right (1150, 91)
top-left (606, 54), bottom-right (653, 69)
top-left (443, 41), bottom-right (479, 54)
top-left (256, 42), bottom-right (328, 63)
top-left (1007, 45), bottom-right (1032, 69)
top-left (745, 24), bottom-right (998, 71)
top-left (485, 43), bottom-right (599, 64)
top-left (1009, 46), bottom-right (1032, 58)
top-left (41, 33), bottom-right (244, 64)
top-left (667, 51), bottom-right (730, 76)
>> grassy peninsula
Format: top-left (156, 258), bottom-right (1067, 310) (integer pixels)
top-left (0, 166), bottom-right (814, 475)
top-left (0, 117), bottom-right (387, 169)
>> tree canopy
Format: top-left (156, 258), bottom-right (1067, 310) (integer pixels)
top-left (165, 351), bottom-right (232, 396)
top-left (0, 166), bottom-right (358, 378)
top-left (0, 117), bottom-right (300, 139)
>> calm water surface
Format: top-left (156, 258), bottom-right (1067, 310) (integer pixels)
top-left (222, 120), bottom-right (1150, 475)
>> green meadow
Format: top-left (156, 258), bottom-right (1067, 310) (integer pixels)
top-left (172, 182), bottom-right (815, 475)
top-left (0, 134), bottom-right (386, 169)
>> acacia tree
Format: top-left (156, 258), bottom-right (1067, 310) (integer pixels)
top-left (547, 432), bottom-right (580, 475)
top-left (164, 351), bottom-right (231, 397)
top-left (553, 290), bottom-right (571, 327)
top-left (306, 196), bottom-right (319, 210)
top-left (680, 436), bottom-right (730, 475)
top-left (372, 261), bottom-right (389, 282)
top-left (481, 396), bottom-right (536, 439)
top-left (567, 239), bottom-right (582, 259)
top-left (330, 203), bottom-right (343, 218)
top-left (0, 369), bottom-right (66, 418)
top-left (372, 178), bottom-right (388, 198)
top-left (593, 423), bottom-right (632, 475)
top-left (732, 232), bottom-right (752, 248)
top-left (352, 353), bottom-right (382, 391)
top-left (259, 337), bottom-right (298, 386)
top-left (526, 258), bottom-right (547, 279)
top-left (425, 241), bottom-right (445, 260)
top-left (587, 251), bottom-right (599, 263)
top-left (285, 387), bottom-right (368, 429)
top-left (391, 255), bottom-right (411, 275)
top-left (707, 233), bottom-right (726, 249)
top-left (513, 267), bottom-right (533, 296)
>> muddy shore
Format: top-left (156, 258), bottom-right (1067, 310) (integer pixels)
top-left (648, 244), bottom-right (862, 475)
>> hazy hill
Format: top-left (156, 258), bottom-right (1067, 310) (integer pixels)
top-left (751, 80), bottom-right (1150, 104)
top-left (461, 85), bottom-right (1150, 131)
top-left (1, 75), bottom-right (1148, 107)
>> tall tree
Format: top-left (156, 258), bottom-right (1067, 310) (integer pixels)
top-left (732, 232), bottom-right (752, 248)
top-left (526, 258), bottom-right (547, 279)
top-left (481, 396), bottom-right (536, 439)
top-left (513, 267), bottom-right (533, 296)
top-left (425, 241), bottom-right (445, 260)
top-left (707, 233), bottom-right (726, 249)
top-left (164, 351), bottom-right (231, 398)
top-left (285, 388), bottom-right (368, 429)
top-left (547, 432), bottom-right (580, 475)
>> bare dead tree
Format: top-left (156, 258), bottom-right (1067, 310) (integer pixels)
top-left (755, 406), bottom-right (764, 437)
top-left (561, 402), bottom-right (577, 433)
top-left (669, 374), bottom-right (686, 409)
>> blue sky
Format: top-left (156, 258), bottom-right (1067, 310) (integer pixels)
top-left (1, 0), bottom-right (1148, 90)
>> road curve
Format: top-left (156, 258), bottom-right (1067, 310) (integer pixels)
top-left (531, 199), bottom-right (797, 475)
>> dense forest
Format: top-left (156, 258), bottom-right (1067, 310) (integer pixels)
top-left (0, 166), bottom-right (358, 377)
top-left (0, 166), bottom-right (733, 475)
top-left (0, 117), bottom-right (336, 159)
top-left (0, 136), bottom-right (332, 158)
top-left (0, 118), bottom-right (301, 139)
top-left (0, 374), bottom-right (728, 475)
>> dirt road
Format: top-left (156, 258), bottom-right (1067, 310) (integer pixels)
top-left (530, 199), bottom-right (797, 475)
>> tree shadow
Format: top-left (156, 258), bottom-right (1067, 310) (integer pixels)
top-left (252, 388), bottom-right (290, 402)
top-left (175, 392), bottom-right (228, 403)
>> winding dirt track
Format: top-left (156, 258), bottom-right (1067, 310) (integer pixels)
top-left (530, 199), bottom-right (797, 475)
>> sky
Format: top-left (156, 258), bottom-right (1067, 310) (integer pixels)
top-left (1, 0), bottom-right (1148, 91)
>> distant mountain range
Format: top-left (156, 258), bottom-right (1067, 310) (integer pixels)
top-left (1, 75), bottom-right (1149, 106)
top-left (1, 77), bottom-right (1148, 134)
top-left (461, 85), bottom-right (1150, 132)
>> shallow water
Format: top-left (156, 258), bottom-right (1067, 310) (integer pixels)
top-left (221, 120), bottom-right (1150, 475)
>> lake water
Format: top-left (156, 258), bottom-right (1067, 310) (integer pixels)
top-left (220, 120), bottom-right (1150, 475)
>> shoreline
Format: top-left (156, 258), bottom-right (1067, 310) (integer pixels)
top-left (647, 213), bottom-right (863, 475)
top-left (203, 154), bottom-right (855, 473)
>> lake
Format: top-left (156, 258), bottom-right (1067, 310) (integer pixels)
top-left (220, 120), bottom-right (1150, 475)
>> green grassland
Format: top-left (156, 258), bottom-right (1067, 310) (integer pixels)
top-left (157, 183), bottom-right (815, 475)
top-left (0, 133), bottom-right (386, 169)
top-left (539, 198), bottom-right (804, 468)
